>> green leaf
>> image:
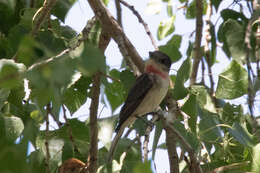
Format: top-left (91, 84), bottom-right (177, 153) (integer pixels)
top-left (0, 89), bottom-right (10, 110)
top-left (36, 30), bottom-right (67, 56)
top-left (181, 94), bottom-right (197, 133)
top-left (157, 16), bottom-right (175, 40)
top-left (0, 2), bottom-right (16, 35)
top-left (186, 0), bottom-right (207, 19)
top-left (252, 143), bottom-right (260, 172)
top-left (104, 69), bottom-right (125, 112)
top-left (198, 109), bottom-right (222, 152)
top-left (212, 0), bottom-right (222, 11)
top-left (17, 35), bottom-right (44, 67)
top-left (133, 161), bottom-right (153, 173)
top-left (228, 122), bottom-right (255, 147)
top-left (63, 75), bottom-right (91, 113)
top-left (221, 9), bottom-right (248, 22)
top-left (159, 35), bottom-right (182, 63)
top-left (172, 57), bottom-right (191, 100)
top-left (190, 85), bottom-right (217, 113)
top-left (27, 56), bottom-right (76, 107)
top-left (119, 69), bottom-right (135, 93)
top-left (77, 43), bottom-right (106, 76)
top-left (222, 19), bottom-right (247, 62)
top-left (216, 60), bottom-right (248, 99)
top-left (52, 0), bottom-right (76, 22)
top-left (152, 120), bottom-right (163, 160)
top-left (0, 115), bottom-right (24, 142)
top-left (145, 0), bottom-right (162, 15)
top-left (173, 121), bottom-right (200, 151)
top-left (28, 150), bottom-right (45, 173)
top-left (0, 59), bottom-right (26, 89)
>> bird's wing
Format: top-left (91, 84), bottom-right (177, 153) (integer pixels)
top-left (115, 73), bottom-right (154, 132)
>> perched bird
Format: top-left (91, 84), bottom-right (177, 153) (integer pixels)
top-left (107, 51), bottom-right (172, 162)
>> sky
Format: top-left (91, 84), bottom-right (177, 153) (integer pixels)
top-left (35, 0), bottom-right (259, 172)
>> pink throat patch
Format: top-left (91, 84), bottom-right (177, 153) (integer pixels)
top-left (145, 65), bottom-right (167, 79)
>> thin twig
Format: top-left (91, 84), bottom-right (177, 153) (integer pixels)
top-left (115, 0), bottom-right (122, 27)
top-left (62, 104), bottom-right (79, 153)
top-left (45, 104), bottom-right (51, 173)
top-left (190, 0), bottom-right (203, 85)
top-left (204, 2), bottom-right (214, 94)
top-left (87, 0), bottom-right (145, 76)
top-left (32, 0), bottom-right (57, 35)
top-left (210, 161), bottom-right (250, 173)
top-left (28, 17), bottom-right (97, 71)
top-left (143, 115), bottom-right (159, 162)
top-left (119, 0), bottom-right (158, 50)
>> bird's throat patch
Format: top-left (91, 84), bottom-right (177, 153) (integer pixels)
top-left (145, 65), bottom-right (168, 79)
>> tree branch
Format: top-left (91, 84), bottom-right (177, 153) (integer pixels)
top-left (28, 17), bottom-right (97, 71)
top-left (118, 0), bottom-right (158, 50)
top-left (190, 0), bottom-right (203, 85)
top-left (87, 0), bottom-right (145, 75)
top-left (45, 103), bottom-right (51, 173)
top-left (32, 0), bottom-right (57, 35)
top-left (115, 0), bottom-right (122, 27)
top-left (62, 105), bottom-right (79, 153)
top-left (87, 30), bottom-right (111, 173)
top-left (143, 115), bottom-right (158, 162)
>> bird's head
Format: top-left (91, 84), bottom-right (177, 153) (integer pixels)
top-left (145, 51), bottom-right (172, 79)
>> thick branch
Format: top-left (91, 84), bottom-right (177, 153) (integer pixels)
top-left (190, 0), bottom-right (203, 85)
top-left (87, 0), bottom-right (145, 74)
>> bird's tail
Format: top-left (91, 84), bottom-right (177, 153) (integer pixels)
top-left (107, 127), bottom-right (125, 163)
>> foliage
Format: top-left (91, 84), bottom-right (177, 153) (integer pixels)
top-left (0, 0), bottom-right (260, 173)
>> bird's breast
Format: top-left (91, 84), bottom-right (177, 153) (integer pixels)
top-left (135, 74), bottom-right (169, 116)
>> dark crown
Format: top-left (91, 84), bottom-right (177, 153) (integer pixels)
top-left (149, 51), bottom-right (172, 71)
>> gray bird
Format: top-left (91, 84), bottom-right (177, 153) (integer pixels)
top-left (107, 51), bottom-right (172, 162)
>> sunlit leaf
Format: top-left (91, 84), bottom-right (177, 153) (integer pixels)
top-left (216, 60), bottom-right (248, 99)
top-left (157, 16), bottom-right (175, 40)
top-left (190, 85), bottom-right (217, 113)
top-left (252, 143), bottom-right (260, 172)
top-left (145, 0), bottom-right (162, 15)
top-left (133, 161), bottom-right (152, 173)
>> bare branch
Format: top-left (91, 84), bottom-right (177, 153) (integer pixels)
top-left (45, 104), bottom-right (51, 173)
top-left (87, 0), bottom-right (145, 75)
top-left (190, 0), bottom-right (203, 85)
top-left (115, 0), bottom-right (122, 27)
top-left (119, 0), bottom-right (158, 50)
top-left (143, 115), bottom-right (159, 162)
top-left (32, 0), bottom-right (57, 35)
top-left (62, 105), bottom-right (79, 153)
top-left (28, 17), bottom-right (97, 71)
top-left (210, 161), bottom-right (250, 173)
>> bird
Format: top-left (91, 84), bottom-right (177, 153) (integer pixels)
top-left (107, 50), bottom-right (172, 162)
